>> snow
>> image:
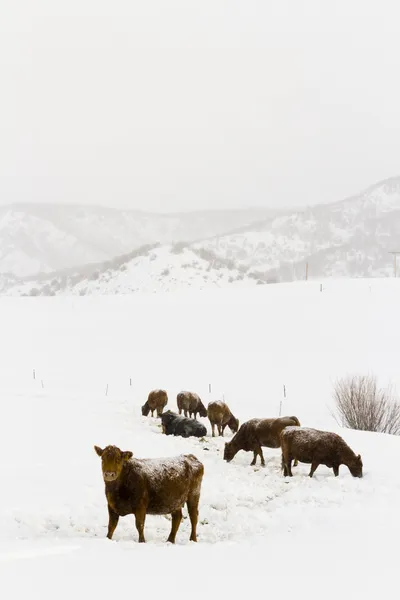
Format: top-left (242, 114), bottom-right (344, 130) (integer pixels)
top-left (1, 278), bottom-right (400, 598)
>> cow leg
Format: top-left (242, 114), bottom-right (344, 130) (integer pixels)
top-left (167, 508), bottom-right (183, 544)
top-left (333, 465), bottom-right (339, 477)
top-left (309, 462), bottom-right (319, 478)
top-left (221, 424), bottom-right (227, 437)
top-left (187, 494), bottom-right (199, 542)
top-left (293, 458), bottom-right (298, 467)
top-left (211, 423), bottom-right (215, 437)
top-left (107, 504), bottom-right (119, 539)
top-left (217, 423), bottom-right (222, 436)
top-left (151, 409), bottom-right (154, 417)
top-left (134, 507), bottom-right (146, 543)
top-left (250, 450), bottom-right (258, 466)
top-left (179, 407), bottom-right (182, 415)
top-left (257, 445), bottom-right (265, 467)
top-left (184, 409), bottom-right (188, 417)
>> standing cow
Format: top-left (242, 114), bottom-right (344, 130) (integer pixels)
top-left (207, 400), bottom-right (239, 437)
top-left (177, 391), bottom-right (207, 420)
top-left (223, 416), bottom-right (301, 466)
top-left (280, 426), bottom-right (363, 478)
top-left (94, 444), bottom-right (204, 543)
top-left (142, 389), bottom-right (168, 417)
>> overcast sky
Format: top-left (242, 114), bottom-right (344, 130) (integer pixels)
top-left (1, 0), bottom-right (399, 213)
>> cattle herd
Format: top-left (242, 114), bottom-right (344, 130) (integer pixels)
top-left (94, 388), bottom-right (363, 545)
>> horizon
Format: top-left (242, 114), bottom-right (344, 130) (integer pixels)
top-left (0, 173), bottom-right (397, 215)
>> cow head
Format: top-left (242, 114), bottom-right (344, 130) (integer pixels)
top-left (198, 402), bottom-right (208, 418)
top-left (229, 416), bottom-right (239, 433)
top-left (94, 445), bottom-right (133, 482)
top-left (141, 402), bottom-right (150, 416)
top-left (223, 441), bottom-right (236, 463)
top-left (349, 453), bottom-right (363, 478)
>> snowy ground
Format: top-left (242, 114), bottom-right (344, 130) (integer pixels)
top-left (1, 278), bottom-right (399, 598)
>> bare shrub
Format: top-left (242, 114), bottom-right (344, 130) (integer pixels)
top-left (333, 375), bottom-right (400, 435)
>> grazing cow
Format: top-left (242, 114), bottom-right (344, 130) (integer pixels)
top-left (161, 410), bottom-right (207, 439)
top-left (94, 445), bottom-right (204, 543)
top-left (141, 389), bottom-right (168, 417)
top-left (177, 391), bottom-right (207, 419)
top-left (280, 426), bottom-right (363, 478)
top-left (223, 416), bottom-right (301, 467)
top-left (207, 400), bottom-right (239, 437)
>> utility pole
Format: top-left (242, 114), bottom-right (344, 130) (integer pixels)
top-left (389, 252), bottom-right (400, 277)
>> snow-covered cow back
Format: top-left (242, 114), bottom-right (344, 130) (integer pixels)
top-left (142, 389), bottom-right (168, 417)
top-left (177, 391), bottom-right (207, 419)
top-left (94, 444), bottom-right (204, 543)
top-left (161, 410), bottom-right (207, 438)
top-left (223, 416), bottom-right (301, 466)
top-left (280, 426), bottom-right (363, 478)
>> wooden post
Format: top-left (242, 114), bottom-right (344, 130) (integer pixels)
top-left (129, 378), bottom-right (132, 387)
top-left (41, 380), bottom-right (44, 389)
top-left (320, 284), bottom-right (323, 292)
top-left (106, 384), bottom-right (109, 396)
top-left (33, 369), bottom-right (36, 380)
top-left (305, 263), bottom-right (309, 281)
top-left (208, 383), bottom-right (211, 394)
top-left (389, 252), bottom-right (400, 277)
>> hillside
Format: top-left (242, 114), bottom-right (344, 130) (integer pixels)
top-left (1, 176), bottom-right (399, 295)
top-left (1, 243), bottom-right (268, 296)
top-left (193, 176), bottom-right (400, 280)
top-left (0, 279), bottom-right (399, 597)
top-left (0, 204), bottom-right (276, 278)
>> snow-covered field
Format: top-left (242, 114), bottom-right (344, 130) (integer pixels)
top-left (1, 279), bottom-right (399, 598)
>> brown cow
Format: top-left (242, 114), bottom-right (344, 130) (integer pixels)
top-left (280, 426), bottom-right (363, 478)
top-left (207, 400), bottom-right (239, 437)
top-left (223, 416), bottom-right (301, 467)
top-left (94, 445), bottom-right (204, 543)
top-left (177, 391), bottom-right (207, 419)
top-left (142, 389), bottom-right (168, 417)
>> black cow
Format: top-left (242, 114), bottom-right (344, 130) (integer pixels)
top-left (161, 410), bottom-right (207, 439)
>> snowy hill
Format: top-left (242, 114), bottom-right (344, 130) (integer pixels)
top-left (192, 176), bottom-right (400, 281)
top-left (1, 176), bottom-right (399, 295)
top-left (0, 279), bottom-right (399, 597)
top-left (1, 243), bottom-right (266, 296)
top-left (0, 204), bottom-right (276, 277)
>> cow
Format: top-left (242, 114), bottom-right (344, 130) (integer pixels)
top-left (280, 426), bottom-right (363, 478)
top-left (94, 445), bottom-right (204, 543)
top-left (141, 389), bottom-right (168, 417)
top-left (161, 410), bottom-right (207, 439)
top-left (207, 400), bottom-right (239, 437)
top-left (223, 416), bottom-right (301, 467)
top-left (177, 391), bottom-right (207, 419)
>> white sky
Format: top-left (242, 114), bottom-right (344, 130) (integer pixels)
top-left (1, 0), bottom-right (400, 212)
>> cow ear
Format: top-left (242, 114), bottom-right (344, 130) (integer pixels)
top-left (122, 451), bottom-right (133, 461)
top-left (94, 445), bottom-right (103, 457)
top-left (357, 454), bottom-right (361, 460)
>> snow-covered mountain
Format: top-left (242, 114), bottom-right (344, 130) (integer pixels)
top-left (1, 176), bottom-right (399, 295)
top-left (2, 243), bottom-right (265, 296)
top-left (0, 204), bottom-right (276, 278)
top-left (192, 177), bottom-right (400, 281)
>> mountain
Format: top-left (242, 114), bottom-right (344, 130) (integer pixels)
top-left (0, 203), bottom-right (278, 278)
top-left (1, 176), bottom-right (399, 295)
top-left (192, 177), bottom-right (400, 281)
top-left (1, 243), bottom-right (265, 296)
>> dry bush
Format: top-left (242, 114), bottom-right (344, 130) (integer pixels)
top-left (333, 374), bottom-right (400, 435)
